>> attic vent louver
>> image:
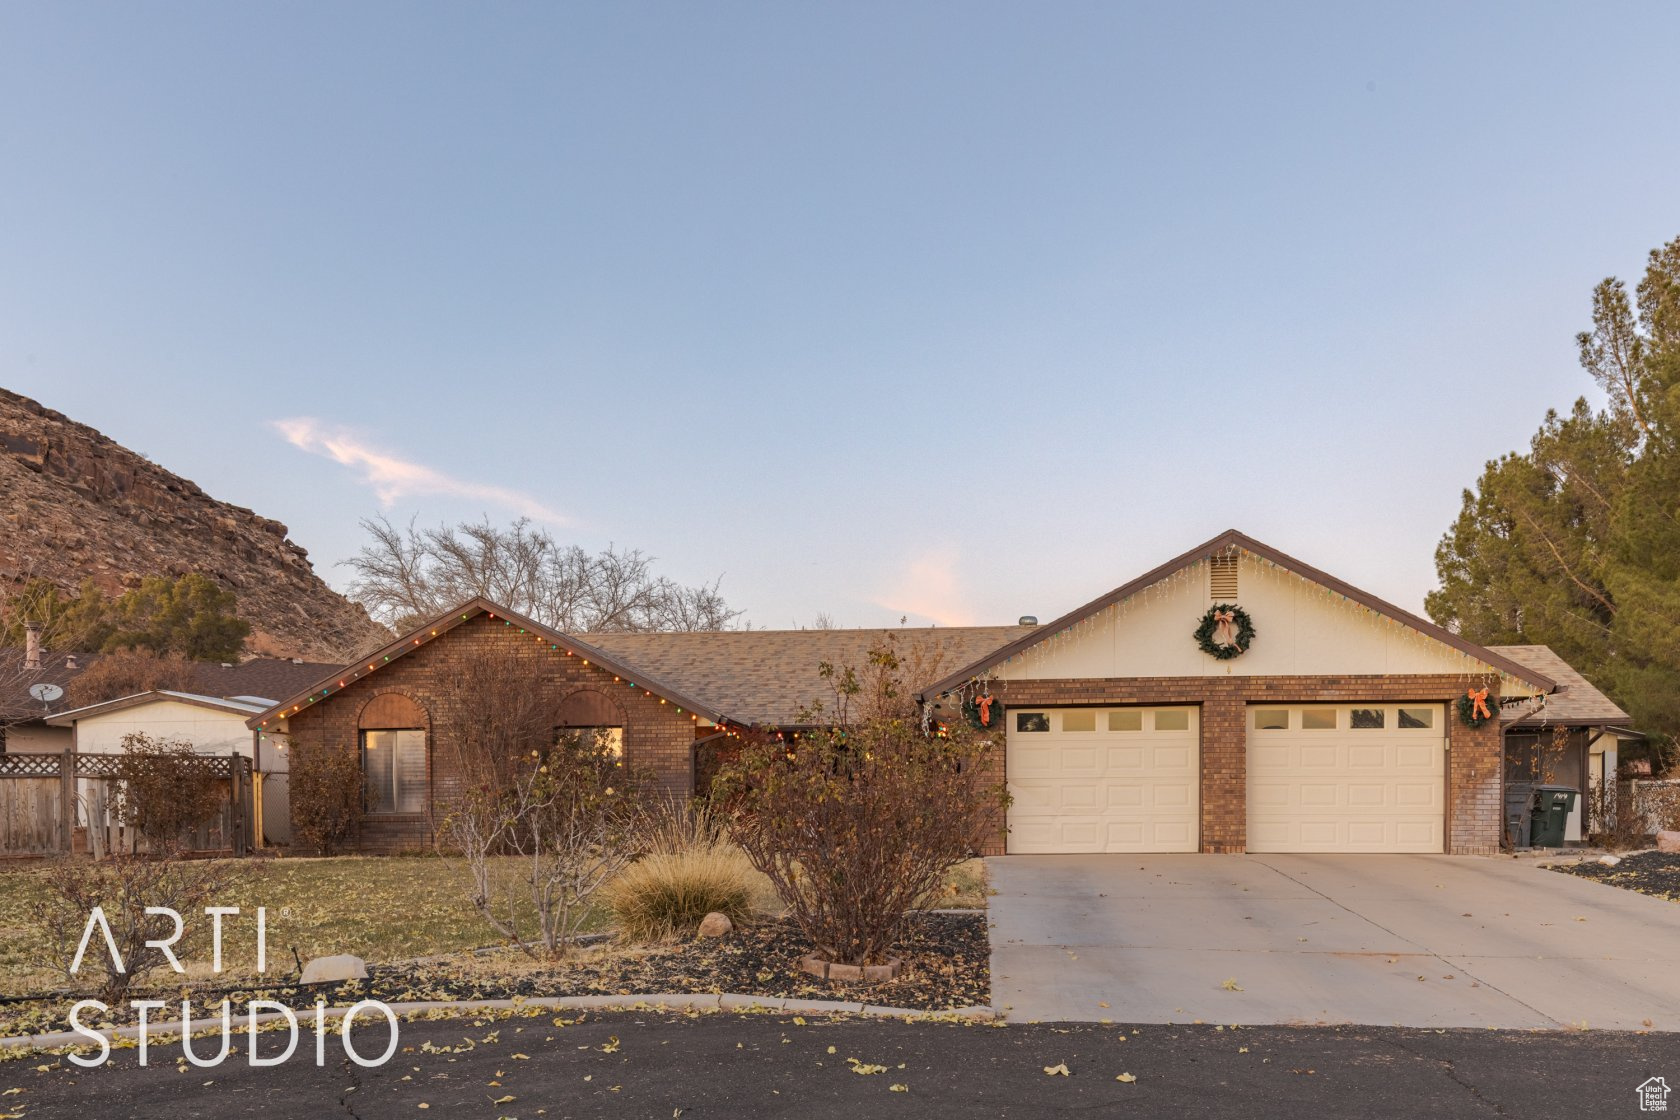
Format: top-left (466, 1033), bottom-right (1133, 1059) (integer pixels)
top-left (1209, 555), bottom-right (1239, 600)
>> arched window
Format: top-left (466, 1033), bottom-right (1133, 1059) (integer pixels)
top-left (359, 693), bottom-right (428, 814)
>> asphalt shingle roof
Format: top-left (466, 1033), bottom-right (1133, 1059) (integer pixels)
top-left (580, 626), bottom-right (1036, 727)
top-left (1487, 645), bottom-right (1630, 727)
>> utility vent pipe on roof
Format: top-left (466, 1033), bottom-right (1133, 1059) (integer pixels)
top-left (1210, 555), bottom-right (1239, 600)
top-left (1018, 616), bottom-right (1038, 626)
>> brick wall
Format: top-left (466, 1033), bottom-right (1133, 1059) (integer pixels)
top-left (983, 673), bottom-right (1504, 856)
top-left (279, 614), bottom-right (705, 854)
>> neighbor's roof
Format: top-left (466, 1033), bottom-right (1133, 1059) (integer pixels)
top-left (582, 626), bottom-right (1037, 727)
top-left (190, 659), bottom-right (339, 703)
top-left (47, 690), bottom-right (270, 726)
top-left (0, 647), bottom-right (89, 720)
top-left (1487, 645), bottom-right (1630, 728)
top-left (246, 598), bottom-right (731, 729)
top-left (2, 652), bottom-right (341, 726)
top-left (918, 529), bottom-right (1559, 699)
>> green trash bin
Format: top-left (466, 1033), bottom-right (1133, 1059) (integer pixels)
top-left (1529, 785), bottom-right (1579, 847)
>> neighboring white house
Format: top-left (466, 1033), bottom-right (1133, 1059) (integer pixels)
top-left (46, 690), bottom-right (291, 845)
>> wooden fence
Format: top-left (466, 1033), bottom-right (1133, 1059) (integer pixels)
top-left (0, 750), bottom-right (253, 858)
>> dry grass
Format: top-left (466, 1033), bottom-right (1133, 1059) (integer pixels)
top-left (0, 841), bottom-right (990, 996)
top-left (602, 844), bottom-right (761, 941)
top-left (0, 854), bottom-right (610, 996)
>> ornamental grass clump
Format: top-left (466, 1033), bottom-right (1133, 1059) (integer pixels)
top-left (714, 636), bottom-right (1007, 968)
top-left (603, 843), bottom-right (758, 941)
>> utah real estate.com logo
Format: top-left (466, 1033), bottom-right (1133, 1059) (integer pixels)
top-left (1641, 1077), bottom-right (1672, 1113)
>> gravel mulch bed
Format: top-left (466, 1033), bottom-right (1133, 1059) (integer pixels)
top-left (0, 912), bottom-right (988, 1039)
top-left (1549, 850), bottom-right (1680, 902)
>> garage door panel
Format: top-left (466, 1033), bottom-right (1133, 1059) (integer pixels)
top-left (1247, 704), bottom-right (1444, 854)
top-left (1008, 707), bottom-right (1198, 853)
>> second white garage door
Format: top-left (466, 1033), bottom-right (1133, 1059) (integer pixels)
top-left (1247, 703), bottom-right (1445, 853)
top-left (1007, 707), bottom-right (1199, 853)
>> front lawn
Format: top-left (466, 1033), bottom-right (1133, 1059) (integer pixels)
top-left (0, 854), bottom-right (988, 999)
top-left (0, 856), bottom-right (605, 997)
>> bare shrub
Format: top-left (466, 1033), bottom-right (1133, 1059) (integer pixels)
top-left (109, 733), bottom-right (223, 852)
top-left (65, 648), bottom-right (197, 707)
top-left (288, 743), bottom-right (364, 855)
top-left (447, 734), bottom-right (642, 958)
top-left (434, 647), bottom-right (643, 958)
top-left (27, 856), bottom-right (257, 1004)
top-left (715, 636), bottom-right (1007, 967)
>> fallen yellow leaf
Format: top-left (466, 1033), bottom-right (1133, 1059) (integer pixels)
top-left (1116, 1073), bottom-right (1137, 1083)
top-left (1044, 1062), bottom-right (1071, 1077)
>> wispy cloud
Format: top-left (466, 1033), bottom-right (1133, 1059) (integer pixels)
top-left (875, 550), bottom-right (976, 626)
top-left (273, 417), bottom-right (570, 524)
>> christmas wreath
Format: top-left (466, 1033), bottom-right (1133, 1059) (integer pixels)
top-left (1457, 687), bottom-right (1494, 729)
top-left (963, 692), bottom-right (1003, 731)
top-left (1194, 603), bottom-right (1255, 660)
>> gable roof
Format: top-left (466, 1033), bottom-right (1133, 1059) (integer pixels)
top-left (1487, 645), bottom-right (1630, 728)
top-left (582, 626), bottom-right (1036, 727)
top-left (48, 690), bottom-right (269, 726)
top-left (245, 597), bottom-right (729, 730)
top-left (917, 529), bottom-right (1558, 699)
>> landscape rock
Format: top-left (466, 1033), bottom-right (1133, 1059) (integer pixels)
top-left (1598, 854), bottom-right (1622, 866)
top-left (300, 954), bottom-right (369, 985)
top-left (697, 912), bottom-right (733, 938)
top-left (1657, 831), bottom-right (1680, 853)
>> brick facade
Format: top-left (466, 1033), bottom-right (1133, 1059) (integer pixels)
top-left (975, 673), bottom-right (1503, 857)
top-left (278, 613), bottom-right (706, 854)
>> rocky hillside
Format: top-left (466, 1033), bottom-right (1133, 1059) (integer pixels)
top-left (0, 388), bottom-right (388, 662)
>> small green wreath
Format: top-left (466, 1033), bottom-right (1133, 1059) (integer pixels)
top-left (963, 693), bottom-right (1003, 731)
top-left (1194, 603), bottom-right (1255, 660)
top-left (1457, 690), bottom-right (1495, 729)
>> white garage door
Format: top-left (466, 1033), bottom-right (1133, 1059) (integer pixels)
top-left (1247, 704), bottom-right (1445, 853)
top-left (1007, 707), bottom-right (1199, 853)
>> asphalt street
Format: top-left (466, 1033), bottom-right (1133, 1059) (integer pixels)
top-left (3, 1010), bottom-right (1676, 1119)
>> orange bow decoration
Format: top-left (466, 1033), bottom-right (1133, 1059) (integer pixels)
top-left (978, 694), bottom-right (995, 727)
top-left (1466, 687), bottom-right (1490, 721)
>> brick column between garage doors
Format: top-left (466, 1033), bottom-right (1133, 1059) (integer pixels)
top-left (982, 674), bottom-right (1504, 856)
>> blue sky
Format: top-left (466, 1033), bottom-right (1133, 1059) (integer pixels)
top-left (3, 2), bottom-right (1676, 629)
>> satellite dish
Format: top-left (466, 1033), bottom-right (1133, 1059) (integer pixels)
top-left (29, 683), bottom-right (64, 703)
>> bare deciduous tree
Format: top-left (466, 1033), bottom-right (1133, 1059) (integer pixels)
top-left (435, 645), bottom-right (643, 958)
top-left (342, 516), bottom-right (743, 634)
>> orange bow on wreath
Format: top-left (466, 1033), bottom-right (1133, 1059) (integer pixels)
top-left (1466, 687), bottom-right (1491, 721)
top-left (1210, 608), bottom-right (1239, 648)
top-left (977, 694), bottom-right (995, 727)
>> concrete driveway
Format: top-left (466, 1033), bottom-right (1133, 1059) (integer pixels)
top-left (987, 854), bottom-right (1680, 1030)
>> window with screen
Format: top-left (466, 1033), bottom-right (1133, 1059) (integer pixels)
top-left (362, 729), bottom-right (427, 814)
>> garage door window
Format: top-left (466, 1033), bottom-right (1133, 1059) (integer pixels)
top-left (1398, 708), bottom-right (1435, 729)
top-left (1154, 710), bottom-right (1190, 731)
top-left (1061, 711), bottom-right (1096, 732)
top-left (1016, 712), bottom-right (1049, 733)
top-left (1107, 710), bottom-right (1143, 731)
top-left (1253, 709), bottom-right (1289, 730)
top-left (1350, 708), bottom-right (1385, 729)
top-left (1302, 709), bottom-right (1337, 729)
